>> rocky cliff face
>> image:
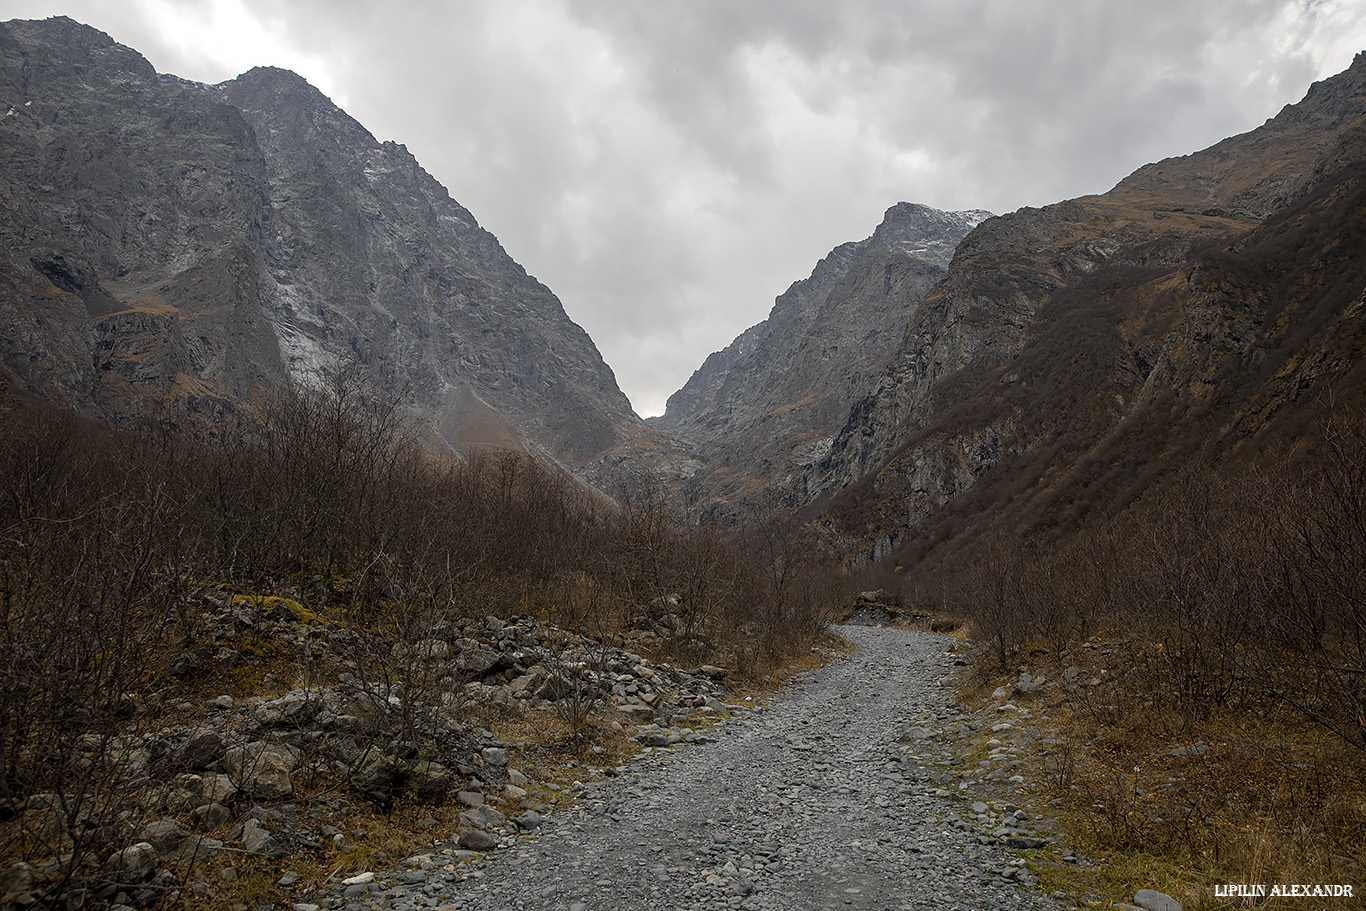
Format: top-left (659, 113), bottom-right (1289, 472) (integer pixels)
top-left (0, 17), bottom-right (644, 469)
top-left (649, 203), bottom-right (989, 510)
top-left (814, 54), bottom-right (1366, 561)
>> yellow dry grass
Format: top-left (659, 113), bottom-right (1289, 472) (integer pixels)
top-left (962, 632), bottom-right (1366, 910)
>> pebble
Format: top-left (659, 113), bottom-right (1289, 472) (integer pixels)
top-left (327, 626), bottom-right (1065, 910)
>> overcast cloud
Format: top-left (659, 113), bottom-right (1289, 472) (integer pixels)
top-left (8, 1), bottom-right (1366, 415)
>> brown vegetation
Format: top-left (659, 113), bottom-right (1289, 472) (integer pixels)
top-left (902, 403), bottom-right (1366, 902)
top-left (0, 367), bottom-right (838, 906)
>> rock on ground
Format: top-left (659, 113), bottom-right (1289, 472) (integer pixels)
top-left (327, 626), bottom-right (1065, 910)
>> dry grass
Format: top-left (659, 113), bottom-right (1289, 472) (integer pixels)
top-left (172, 787), bottom-right (465, 910)
top-left (725, 630), bottom-right (849, 699)
top-left (893, 612), bottom-right (970, 637)
top-left (183, 644), bottom-right (836, 908)
top-left (964, 633), bottom-right (1366, 910)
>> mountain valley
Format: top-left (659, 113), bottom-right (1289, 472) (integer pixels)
top-left (7, 16), bottom-right (1363, 556)
top-left (0, 16), bottom-right (676, 481)
top-left (1, 14), bottom-right (1365, 911)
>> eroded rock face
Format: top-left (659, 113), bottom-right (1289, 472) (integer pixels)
top-left (806, 54), bottom-right (1366, 558)
top-left (649, 203), bottom-right (991, 513)
top-left (0, 16), bottom-right (641, 471)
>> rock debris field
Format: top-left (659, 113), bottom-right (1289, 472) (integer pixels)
top-left (328, 626), bottom-right (1067, 911)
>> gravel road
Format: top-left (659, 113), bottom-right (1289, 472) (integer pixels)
top-left (331, 625), bottom-right (1065, 911)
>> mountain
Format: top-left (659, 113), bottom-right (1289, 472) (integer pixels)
top-left (648, 203), bottom-right (989, 511)
top-left (810, 54), bottom-right (1366, 562)
top-left (0, 16), bottom-right (651, 471)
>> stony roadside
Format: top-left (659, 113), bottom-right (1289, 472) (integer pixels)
top-left (322, 625), bottom-right (1068, 911)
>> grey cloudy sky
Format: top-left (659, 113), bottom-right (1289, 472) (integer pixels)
top-left (9, 1), bottom-right (1366, 416)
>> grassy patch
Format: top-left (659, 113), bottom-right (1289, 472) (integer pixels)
top-left (963, 633), bottom-right (1365, 910)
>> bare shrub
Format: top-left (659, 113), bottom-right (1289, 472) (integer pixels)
top-left (0, 405), bottom-right (183, 892)
top-left (0, 367), bottom-right (845, 901)
top-left (732, 503), bottom-right (840, 668)
top-left (1259, 405), bottom-right (1366, 750)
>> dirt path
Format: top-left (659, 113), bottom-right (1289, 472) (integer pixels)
top-left (332, 625), bottom-right (1064, 911)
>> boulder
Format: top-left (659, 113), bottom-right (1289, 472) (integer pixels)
top-left (167, 647), bottom-right (211, 677)
top-left (221, 742), bottom-right (299, 800)
top-left (1134, 890), bottom-right (1182, 911)
top-left (534, 675), bottom-right (574, 700)
top-left (136, 819), bottom-right (188, 855)
top-left (392, 639), bottom-right (450, 661)
top-left (105, 736), bottom-right (152, 776)
top-left (513, 810), bottom-right (543, 830)
top-left (406, 760), bottom-right (452, 796)
top-left (189, 802), bottom-right (234, 832)
top-left (338, 692), bottom-right (390, 732)
top-left (201, 772), bottom-right (238, 804)
top-left (176, 729), bottom-right (224, 769)
top-left (1004, 836), bottom-right (1048, 849)
top-left (636, 730), bottom-right (671, 747)
top-left (105, 842), bottom-right (158, 883)
top-left (351, 750), bottom-right (401, 799)
top-left (456, 641), bottom-right (501, 675)
top-left (458, 805), bottom-right (507, 830)
top-left (240, 818), bottom-right (281, 855)
top-left (1013, 672), bottom-right (1042, 695)
top-left (169, 835), bottom-right (224, 865)
top-left (254, 691), bottom-right (320, 727)
top-left (457, 829), bottom-right (497, 851)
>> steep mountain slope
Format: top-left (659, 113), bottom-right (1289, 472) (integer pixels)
top-left (0, 17), bottom-right (646, 469)
top-left (649, 203), bottom-right (989, 509)
top-left (814, 54), bottom-right (1366, 562)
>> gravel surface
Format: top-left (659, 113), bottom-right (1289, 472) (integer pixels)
top-left (327, 625), bottom-right (1066, 911)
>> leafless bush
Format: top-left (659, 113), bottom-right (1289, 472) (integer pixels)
top-left (0, 366), bottom-right (847, 899)
top-left (0, 405), bottom-right (184, 891)
top-left (945, 529), bottom-right (1030, 672)
top-left (938, 398), bottom-right (1366, 751)
top-left (1258, 405), bottom-right (1366, 750)
top-left (732, 503), bottom-right (840, 666)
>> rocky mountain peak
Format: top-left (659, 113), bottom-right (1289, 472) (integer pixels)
top-left (810, 52), bottom-right (1366, 562)
top-left (3, 16), bottom-right (154, 81)
top-left (217, 65), bottom-right (375, 151)
top-left (870, 203), bottom-right (994, 269)
top-left (0, 16), bottom-right (647, 477)
top-left (650, 201), bottom-right (990, 512)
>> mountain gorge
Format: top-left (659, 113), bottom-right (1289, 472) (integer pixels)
top-left (802, 54), bottom-right (1366, 562)
top-left (2, 15), bottom-right (1365, 568)
top-left (644, 53), bottom-right (1366, 561)
top-left (2, 16), bottom-right (1366, 908)
top-left (649, 203), bottom-right (990, 513)
top-left (0, 16), bottom-right (658, 475)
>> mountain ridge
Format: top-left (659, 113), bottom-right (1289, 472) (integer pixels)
top-left (0, 15), bottom-right (648, 474)
top-left (808, 52), bottom-right (1366, 561)
top-left (650, 202), bottom-right (990, 512)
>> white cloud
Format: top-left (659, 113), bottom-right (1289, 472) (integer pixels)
top-left (7, 0), bottom-right (1366, 417)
